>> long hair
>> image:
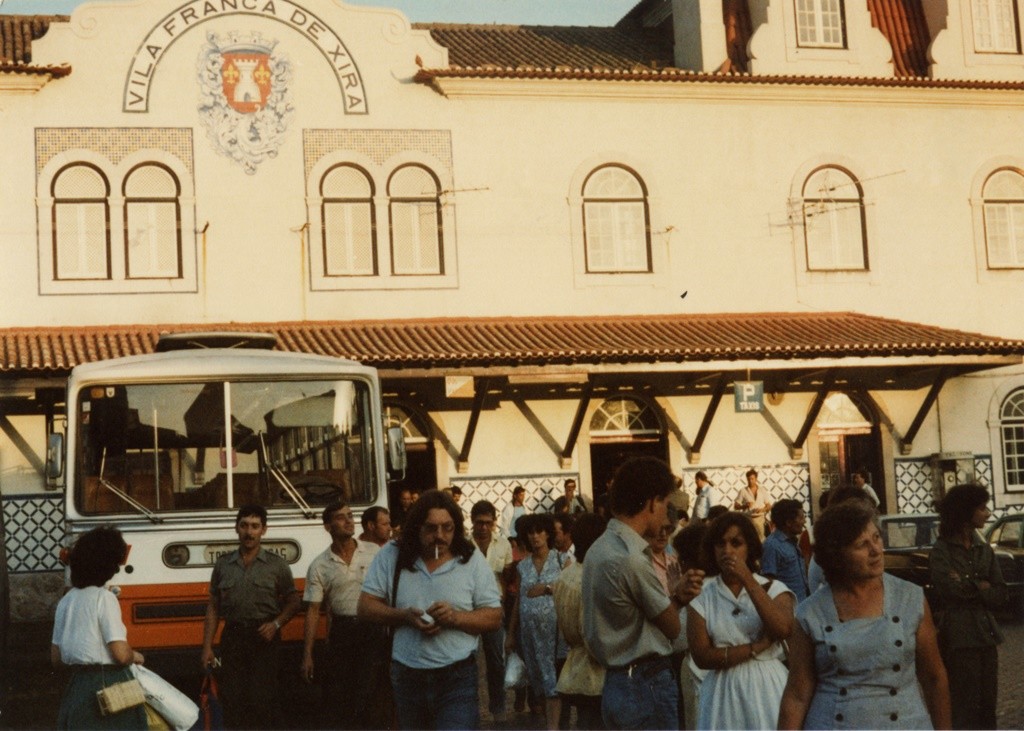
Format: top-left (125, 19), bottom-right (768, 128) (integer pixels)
top-left (700, 512), bottom-right (762, 576)
top-left (395, 489), bottom-right (474, 572)
top-left (69, 526), bottom-right (127, 589)
top-left (937, 483), bottom-right (990, 539)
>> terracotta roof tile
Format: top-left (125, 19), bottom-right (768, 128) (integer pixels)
top-left (0, 313), bottom-right (1020, 376)
top-left (414, 23), bottom-right (675, 72)
top-left (867, 0), bottom-right (930, 77)
top-left (0, 14), bottom-right (70, 78)
top-left (417, 1), bottom-right (938, 83)
top-left (0, 14), bottom-right (67, 63)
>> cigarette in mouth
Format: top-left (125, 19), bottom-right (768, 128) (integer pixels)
top-left (435, 545), bottom-right (439, 559)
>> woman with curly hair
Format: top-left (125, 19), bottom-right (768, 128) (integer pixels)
top-left (930, 483), bottom-right (1006, 729)
top-left (51, 526), bottom-right (146, 729)
top-left (687, 511), bottom-right (794, 729)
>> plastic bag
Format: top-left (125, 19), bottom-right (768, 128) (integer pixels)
top-left (131, 665), bottom-right (200, 731)
top-left (504, 651), bottom-right (528, 690)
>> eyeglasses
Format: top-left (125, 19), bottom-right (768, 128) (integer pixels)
top-left (422, 521), bottom-right (455, 535)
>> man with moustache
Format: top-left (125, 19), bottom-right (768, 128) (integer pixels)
top-left (201, 505), bottom-right (300, 730)
top-left (358, 489), bottom-right (502, 729)
top-left (301, 501), bottom-right (383, 728)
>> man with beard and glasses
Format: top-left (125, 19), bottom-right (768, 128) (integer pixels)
top-left (201, 505), bottom-right (300, 730)
top-left (358, 489), bottom-right (502, 730)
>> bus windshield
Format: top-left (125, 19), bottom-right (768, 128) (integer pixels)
top-left (74, 378), bottom-right (377, 516)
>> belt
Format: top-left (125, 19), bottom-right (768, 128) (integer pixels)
top-left (69, 664), bottom-right (123, 673)
top-left (395, 654), bottom-right (475, 674)
top-left (225, 618), bottom-right (275, 630)
top-left (331, 614), bottom-right (361, 623)
top-left (608, 654), bottom-right (673, 678)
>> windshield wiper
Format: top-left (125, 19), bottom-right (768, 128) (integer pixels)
top-left (98, 448), bottom-right (163, 524)
top-left (258, 433), bottom-right (316, 519)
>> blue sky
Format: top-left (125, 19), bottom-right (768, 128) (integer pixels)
top-left (0, 0), bottom-right (638, 25)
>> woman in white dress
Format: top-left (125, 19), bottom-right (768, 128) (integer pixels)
top-left (688, 512), bottom-right (794, 730)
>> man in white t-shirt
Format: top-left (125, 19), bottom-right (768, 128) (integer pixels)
top-left (470, 499), bottom-right (513, 721)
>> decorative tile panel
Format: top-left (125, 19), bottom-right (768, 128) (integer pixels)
top-left (451, 473), bottom-right (575, 524)
top-left (682, 463), bottom-right (812, 516)
top-left (36, 128), bottom-right (194, 174)
top-left (303, 129), bottom-right (453, 178)
top-left (2, 494), bottom-right (64, 574)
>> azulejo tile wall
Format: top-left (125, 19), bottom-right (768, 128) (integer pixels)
top-left (2, 494), bottom-right (64, 573)
top-left (682, 463), bottom-right (812, 516)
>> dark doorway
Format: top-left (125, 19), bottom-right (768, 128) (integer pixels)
top-left (590, 439), bottom-right (667, 504)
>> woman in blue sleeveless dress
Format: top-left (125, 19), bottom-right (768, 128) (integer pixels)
top-left (779, 501), bottom-right (950, 730)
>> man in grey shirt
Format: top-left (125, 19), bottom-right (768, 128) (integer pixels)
top-left (582, 457), bottom-right (704, 729)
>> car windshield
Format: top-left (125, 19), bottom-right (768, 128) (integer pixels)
top-left (75, 378), bottom-right (377, 516)
top-left (881, 517), bottom-right (939, 549)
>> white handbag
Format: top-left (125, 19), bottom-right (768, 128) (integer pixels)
top-left (131, 664), bottom-right (200, 731)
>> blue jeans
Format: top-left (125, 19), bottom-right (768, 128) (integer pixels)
top-left (391, 655), bottom-right (479, 730)
top-left (480, 627), bottom-right (507, 715)
top-left (601, 661), bottom-right (679, 730)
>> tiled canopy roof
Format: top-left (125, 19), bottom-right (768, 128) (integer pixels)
top-left (1, 313), bottom-right (1020, 376)
top-left (0, 15), bottom-right (70, 76)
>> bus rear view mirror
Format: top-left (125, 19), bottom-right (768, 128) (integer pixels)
top-left (46, 433), bottom-right (64, 481)
top-left (387, 426), bottom-right (407, 479)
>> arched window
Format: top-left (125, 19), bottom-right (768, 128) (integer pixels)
top-left (1001, 388), bottom-right (1024, 489)
top-left (802, 165), bottom-right (867, 271)
top-left (388, 164), bottom-right (442, 275)
top-left (972, 0), bottom-right (1020, 53)
top-left (52, 163), bottom-right (110, 280)
top-left (983, 168), bottom-right (1024, 268)
top-left (795, 0), bottom-right (846, 48)
top-left (123, 163), bottom-right (181, 279)
top-left (582, 165), bottom-right (651, 273)
top-left (590, 397), bottom-right (661, 439)
top-left (322, 164), bottom-right (376, 276)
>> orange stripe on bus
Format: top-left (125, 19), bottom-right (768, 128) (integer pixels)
top-left (113, 579), bottom-right (321, 651)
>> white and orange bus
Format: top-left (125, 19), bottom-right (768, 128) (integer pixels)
top-left (49, 333), bottom-right (403, 675)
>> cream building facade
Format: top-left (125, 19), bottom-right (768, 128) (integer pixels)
top-left (2, 0), bottom-right (1024, 619)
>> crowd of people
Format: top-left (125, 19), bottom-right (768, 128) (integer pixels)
top-left (49, 462), bottom-right (1007, 731)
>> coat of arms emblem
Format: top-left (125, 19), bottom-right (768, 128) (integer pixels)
top-left (198, 31), bottom-right (293, 174)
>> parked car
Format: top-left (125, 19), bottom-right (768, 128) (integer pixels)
top-left (984, 513), bottom-right (1024, 621)
top-left (880, 513), bottom-right (940, 607)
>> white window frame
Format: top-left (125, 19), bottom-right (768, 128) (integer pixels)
top-left (581, 165), bottom-right (652, 274)
top-left (51, 162), bottom-right (111, 281)
top-left (320, 163), bottom-right (377, 277)
top-left (122, 162), bottom-right (182, 280)
top-left (981, 168), bottom-right (1024, 269)
top-left (306, 150), bottom-right (458, 291)
top-left (37, 148), bottom-right (197, 295)
top-left (972, 0), bottom-right (1021, 53)
top-left (1000, 388), bottom-right (1024, 492)
top-left (388, 164), bottom-right (444, 276)
top-left (795, 0), bottom-right (846, 49)
top-left (802, 165), bottom-right (868, 272)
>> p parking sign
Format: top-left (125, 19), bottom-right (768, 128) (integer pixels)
top-left (734, 381), bottom-right (764, 413)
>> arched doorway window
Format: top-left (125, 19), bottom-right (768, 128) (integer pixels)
top-left (816, 392), bottom-right (884, 510)
top-left (588, 396), bottom-right (667, 502)
top-left (1000, 388), bottom-right (1024, 491)
top-left (383, 402), bottom-right (436, 514)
